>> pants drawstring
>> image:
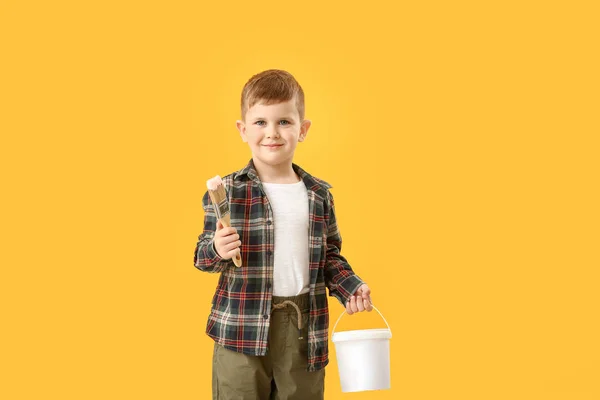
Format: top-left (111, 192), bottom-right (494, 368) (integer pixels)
top-left (271, 300), bottom-right (304, 340)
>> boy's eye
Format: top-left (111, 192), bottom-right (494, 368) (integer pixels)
top-left (255, 120), bottom-right (290, 126)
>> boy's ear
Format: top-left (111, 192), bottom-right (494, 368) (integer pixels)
top-left (236, 120), bottom-right (248, 143)
top-left (299, 119), bottom-right (311, 142)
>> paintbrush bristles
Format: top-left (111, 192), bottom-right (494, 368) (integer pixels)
top-left (206, 175), bottom-right (223, 191)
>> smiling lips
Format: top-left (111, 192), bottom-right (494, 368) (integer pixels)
top-left (263, 144), bottom-right (283, 147)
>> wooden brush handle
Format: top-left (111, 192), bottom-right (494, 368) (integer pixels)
top-left (220, 214), bottom-right (242, 268)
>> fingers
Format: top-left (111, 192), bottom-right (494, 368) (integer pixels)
top-left (356, 296), bottom-right (365, 312)
top-left (216, 221), bottom-right (237, 236)
top-left (346, 285), bottom-right (374, 314)
top-left (358, 284), bottom-right (373, 312)
top-left (225, 247), bottom-right (241, 259)
top-left (365, 298), bottom-right (373, 311)
top-left (215, 241), bottom-right (241, 259)
top-left (360, 284), bottom-right (371, 299)
top-left (215, 227), bottom-right (238, 245)
top-left (215, 232), bottom-right (239, 247)
top-left (346, 296), bottom-right (360, 314)
top-left (214, 223), bottom-right (240, 259)
top-left (216, 224), bottom-right (237, 237)
top-left (222, 239), bottom-right (242, 252)
top-left (345, 296), bottom-right (355, 315)
top-left (346, 296), bottom-right (372, 313)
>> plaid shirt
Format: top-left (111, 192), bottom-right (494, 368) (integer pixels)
top-left (194, 159), bottom-right (364, 371)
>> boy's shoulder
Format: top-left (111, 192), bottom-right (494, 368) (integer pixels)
top-left (293, 163), bottom-right (333, 193)
top-left (214, 161), bottom-right (253, 188)
top-left (307, 174), bottom-right (333, 190)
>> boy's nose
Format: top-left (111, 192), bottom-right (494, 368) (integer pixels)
top-left (266, 128), bottom-right (280, 138)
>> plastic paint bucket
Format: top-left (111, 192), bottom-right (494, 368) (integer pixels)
top-left (331, 306), bottom-right (392, 393)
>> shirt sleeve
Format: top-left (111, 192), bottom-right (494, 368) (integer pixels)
top-left (193, 190), bottom-right (234, 273)
top-left (323, 190), bottom-right (365, 306)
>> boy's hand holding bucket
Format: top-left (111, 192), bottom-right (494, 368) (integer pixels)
top-left (345, 284), bottom-right (373, 314)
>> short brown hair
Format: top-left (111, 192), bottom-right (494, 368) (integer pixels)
top-left (240, 69), bottom-right (305, 122)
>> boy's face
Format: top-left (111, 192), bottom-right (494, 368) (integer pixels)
top-left (236, 98), bottom-right (311, 170)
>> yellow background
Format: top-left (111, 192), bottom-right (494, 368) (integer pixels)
top-left (1, 0), bottom-right (599, 399)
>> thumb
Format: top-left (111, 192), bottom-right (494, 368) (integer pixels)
top-left (216, 220), bottom-right (224, 231)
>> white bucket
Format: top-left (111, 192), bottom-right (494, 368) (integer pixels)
top-left (331, 305), bottom-right (392, 393)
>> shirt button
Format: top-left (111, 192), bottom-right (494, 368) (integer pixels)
top-left (263, 314), bottom-right (269, 319)
top-left (267, 283), bottom-right (272, 289)
top-left (267, 220), bottom-right (272, 225)
top-left (267, 250), bottom-right (272, 256)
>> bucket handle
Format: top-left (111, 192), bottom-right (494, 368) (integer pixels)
top-left (332, 304), bottom-right (392, 335)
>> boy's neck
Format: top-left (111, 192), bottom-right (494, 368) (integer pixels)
top-left (253, 157), bottom-right (301, 184)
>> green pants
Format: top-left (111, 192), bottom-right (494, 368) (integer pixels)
top-left (212, 293), bottom-right (325, 400)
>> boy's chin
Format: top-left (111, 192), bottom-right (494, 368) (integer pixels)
top-left (253, 154), bottom-right (294, 167)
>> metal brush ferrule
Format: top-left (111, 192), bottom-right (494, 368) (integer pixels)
top-left (215, 198), bottom-right (229, 220)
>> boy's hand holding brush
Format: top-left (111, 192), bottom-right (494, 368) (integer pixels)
top-left (214, 220), bottom-right (241, 262)
top-left (207, 175), bottom-right (242, 267)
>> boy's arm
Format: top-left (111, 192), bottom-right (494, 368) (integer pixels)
top-left (193, 190), bottom-right (234, 273)
top-left (324, 190), bottom-right (365, 306)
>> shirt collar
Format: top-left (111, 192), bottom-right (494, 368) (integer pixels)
top-left (234, 158), bottom-right (332, 198)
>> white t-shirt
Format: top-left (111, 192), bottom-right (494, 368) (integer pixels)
top-left (261, 180), bottom-right (310, 296)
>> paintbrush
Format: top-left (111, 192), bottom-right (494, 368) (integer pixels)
top-left (206, 175), bottom-right (242, 267)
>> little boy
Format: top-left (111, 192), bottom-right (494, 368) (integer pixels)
top-left (194, 69), bottom-right (373, 399)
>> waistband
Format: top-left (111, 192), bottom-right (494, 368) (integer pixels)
top-left (272, 292), bottom-right (310, 312)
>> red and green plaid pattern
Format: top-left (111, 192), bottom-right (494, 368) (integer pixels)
top-left (194, 159), bottom-right (364, 371)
